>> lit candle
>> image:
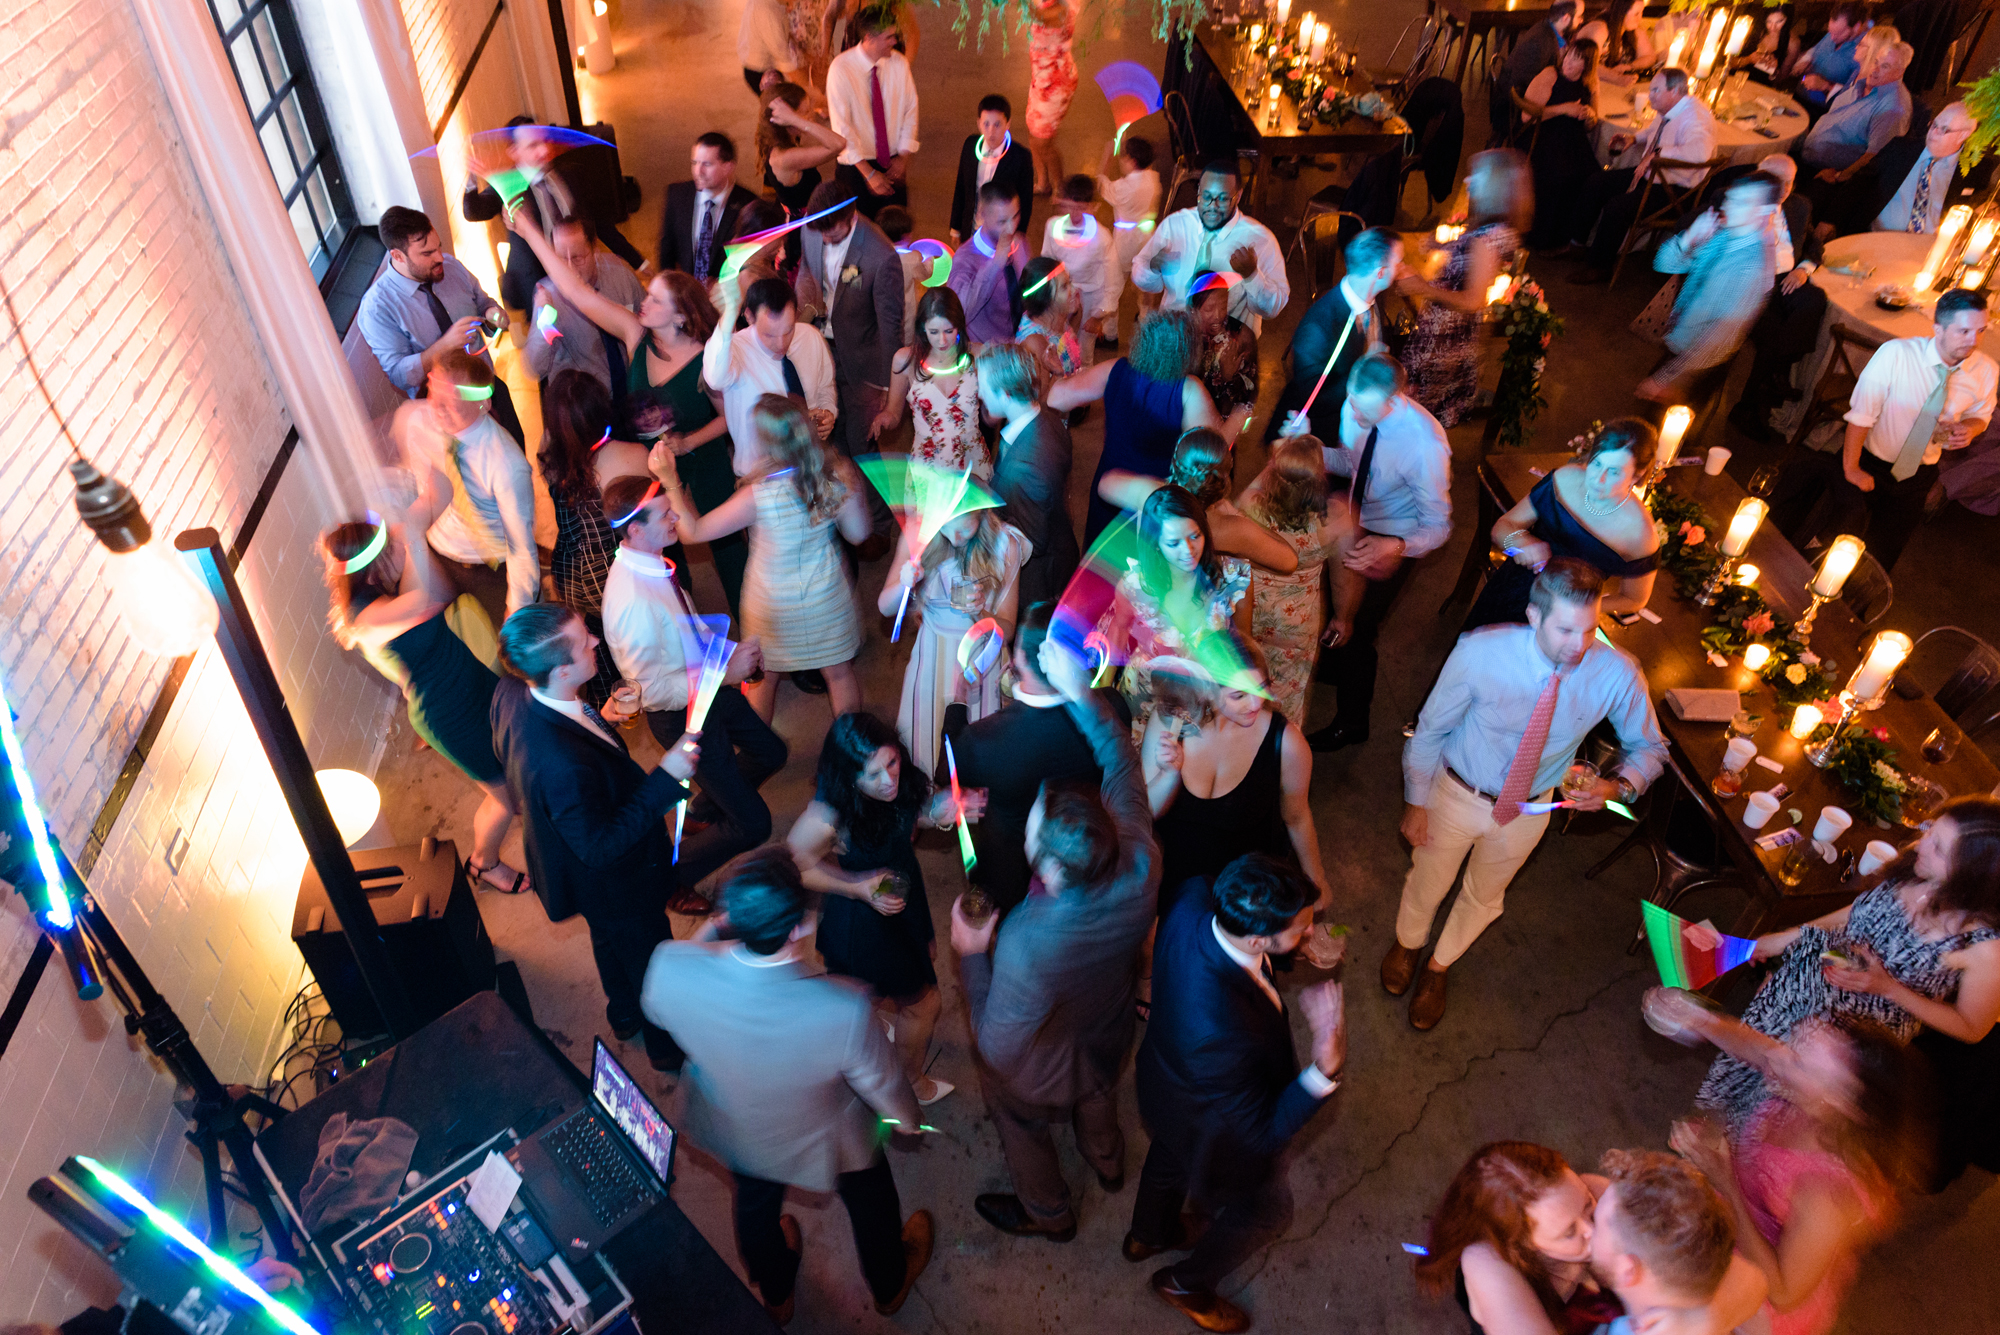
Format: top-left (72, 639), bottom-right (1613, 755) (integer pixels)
top-left (1968, 267), bottom-right (1989, 290)
top-left (1848, 630), bottom-right (1913, 702)
top-left (1297, 10), bottom-right (1314, 47)
top-left (1718, 498), bottom-right (1767, 557)
top-left (1269, 81), bottom-right (1283, 107)
top-left (1435, 223), bottom-right (1465, 244)
top-left (1486, 273), bottom-right (1513, 305)
top-left (1790, 704), bottom-right (1824, 739)
top-left (1276, 0), bottom-right (1291, 28)
top-left (1966, 218), bottom-right (1999, 269)
top-left (1249, 22), bottom-right (1262, 44)
top-left (1742, 643), bottom-right (1771, 671)
top-left (1724, 14), bottom-right (1753, 57)
top-left (1921, 205), bottom-right (1973, 285)
top-left (1735, 563), bottom-right (1760, 587)
top-left (1915, 268), bottom-right (1938, 293)
top-left (1657, 405), bottom-right (1693, 469)
top-left (1811, 534), bottom-right (1865, 598)
top-left (1695, 8), bottom-right (1728, 77)
top-left (1311, 21), bottom-right (1329, 63)
top-left (1665, 28), bottom-right (1689, 70)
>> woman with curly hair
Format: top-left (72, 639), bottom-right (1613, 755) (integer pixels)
top-left (320, 511), bottom-right (526, 894)
top-left (650, 394), bottom-right (873, 721)
top-left (787, 711), bottom-right (981, 1103)
top-left (882, 286), bottom-right (987, 475)
top-left (1238, 435), bottom-right (1352, 722)
top-left (1050, 308), bottom-right (1222, 547)
top-left (538, 370), bottom-right (649, 618)
top-left (1097, 427), bottom-right (1302, 573)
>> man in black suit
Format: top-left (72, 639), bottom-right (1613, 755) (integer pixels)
top-left (490, 604), bottom-right (702, 1072)
top-left (462, 118), bottom-right (645, 310)
top-left (939, 603), bottom-right (1131, 913)
top-left (1728, 155), bottom-right (1830, 441)
top-left (978, 344), bottom-right (1078, 609)
top-left (949, 94), bottom-right (1037, 245)
top-left (1127, 855), bottom-right (1347, 1332)
top-left (1269, 227), bottom-right (1400, 445)
top-left (657, 131), bottom-right (759, 282)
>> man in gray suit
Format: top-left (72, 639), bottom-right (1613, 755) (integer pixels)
top-left (800, 181), bottom-right (903, 541)
top-left (641, 848), bottom-right (933, 1324)
top-left (950, 636), bottom-right (1159, 1240)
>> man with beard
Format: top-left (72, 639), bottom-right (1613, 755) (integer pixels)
top-left (1129, 160), bottom-right (1289, 335)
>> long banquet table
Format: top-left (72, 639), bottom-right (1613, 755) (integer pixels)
top-left (1478, 452), bottom-right (2000, 935)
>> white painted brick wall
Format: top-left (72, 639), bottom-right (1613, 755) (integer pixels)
top-left (0, 1), bottom-right (397, 1322)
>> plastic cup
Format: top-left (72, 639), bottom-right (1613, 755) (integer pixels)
top-left (1705, 446), bottom-right (1732, 476)
top-left (1812, 806), bottom-right (1853, 844)
top-left (1858, 840), bottom-right (1898, 875)
top-left (1723, 737), bottom-right (1757, 772)
top-left (1744, 791), bottom-right (1781, 829)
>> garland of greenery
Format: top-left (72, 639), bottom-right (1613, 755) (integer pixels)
top-left (1814, 727), bottom-right (1907, 826)
top-left (933, 0), bottom-right (1211, 53)
top-left (1492, 280), bottom-right (1563, 450)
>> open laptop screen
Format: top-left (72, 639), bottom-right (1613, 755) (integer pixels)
top-left (591, 1039), bottom-right (677, 1185)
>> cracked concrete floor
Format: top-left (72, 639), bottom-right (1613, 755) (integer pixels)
top-left (367, 0), bottom-right (2000, 1328)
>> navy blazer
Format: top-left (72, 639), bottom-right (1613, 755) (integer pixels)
top-left (1135, 879), bottom-right (1332, 1192)
top-left (1270, 283), bottom-right (1376, 445)
top-left (992, 407), bottom-right (1079, 611)
top-left (489, 676), bottom-right (687, 924)
top-left (657, 180), bottom-right (760, 276)
top-left (950, 133), bottom-right (1037, 242)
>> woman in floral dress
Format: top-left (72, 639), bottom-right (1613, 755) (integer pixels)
top-left (1016, 256), bottom-right (1083, 392)
top-left (1238, 436), bottom-right (1350, 723)
top-left (1189, 270), bottom-right (1259, 437)
top-left (1398, 148), bottom-right (1530, 427)
top-left (1025, 0), bottom-right (1079, 195)
top-left (886, 286), bottom-right (988, 476)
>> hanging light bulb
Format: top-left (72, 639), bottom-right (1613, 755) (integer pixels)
top-left (70, 458), bottom-right (219, 657)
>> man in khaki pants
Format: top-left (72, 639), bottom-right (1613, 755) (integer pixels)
top-left (1388, 560), bottom-right (1667, 1029)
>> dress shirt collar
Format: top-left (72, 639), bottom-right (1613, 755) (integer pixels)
top-left (1011, 684), bottom-right (1063, 708)
top-left (1000, 411), bottom-right (1037, 446)
top-left (1338, 274), bottom-right (1375, 314)
top-left (732, 943), bottom-right (797, 968)
top-left (697, 185), bottom-right (730, 210)
top-left (744, 326), bottom-right (792, 365)
top-left (1211, 918), bottom-right (1282, 1009)
top-left (379, 263), bottom-right (422, 297)
top-left (614, 544), bottom-right (678, 580)
top-left (529, 685), bottom-right (619, 747)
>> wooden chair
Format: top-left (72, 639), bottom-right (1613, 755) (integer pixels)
top-left (1606, 152), bottom-right (1734, 291)
top-left (1786, 324), bottom-right (1884, 450)
top-left (1506, 84), bottom-right (1548, 155)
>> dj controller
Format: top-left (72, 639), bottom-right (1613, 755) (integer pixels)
top-left (341, 1179), bottom-right (562, 1335)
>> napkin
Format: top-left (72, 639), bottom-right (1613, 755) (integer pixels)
top-left (1664, 688), bottom-right (1743, 722)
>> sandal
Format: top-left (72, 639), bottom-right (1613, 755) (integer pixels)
top-left (1135, 976), bottom-right (1153, 1022)
top-left (468, 858), bottom-right (530, 895)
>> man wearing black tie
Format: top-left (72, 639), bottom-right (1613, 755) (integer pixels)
top-left (490, 604), bottom-right (702, 1072)
top-left (1268, 227), bottom-right (1401, 445)
top-left (1126, 854), bottom-right (1347, 1332)
top-left (658, 132), bottom-right (759, 281)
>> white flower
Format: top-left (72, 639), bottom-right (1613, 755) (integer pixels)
top-left (842, 265), bottom-right (861, 285)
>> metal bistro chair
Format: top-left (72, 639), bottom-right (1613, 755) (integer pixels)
top-left (1372, 13), bottom-right (1447, 108)
top-left (1899, 626), bottom-right (2000, 738)
top-left (1839, 549), bottom-right (1894, 626)
top-left (1607, 152), bottom-right (1734, 291)
top-left (1787, 324), bottom-right (1884, 450)
top-left (1287, 205), bottom-right (1368, 300)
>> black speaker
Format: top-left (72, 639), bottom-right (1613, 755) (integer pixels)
top-left (291, 840), bottom-right (495, 1039)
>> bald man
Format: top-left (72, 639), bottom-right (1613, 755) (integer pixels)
top-left (1730, 155), bottom-right (1829, 441)
top-left (1870, 101), bottom-right (1979, 234)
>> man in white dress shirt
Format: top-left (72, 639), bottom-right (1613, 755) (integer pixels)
top-left (826, 7), bottom-right (919, 219)
top-left (1573, 68), bottom-right (1719, 284)
top-left (738, 0), bottom-right (804, 95)
top-left (1129, 160), bottom-right (1289, 334)
top-left (704, 275), bottom-right (839, 476)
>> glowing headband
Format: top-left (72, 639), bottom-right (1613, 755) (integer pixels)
top-left (1188, 271), bottom-right (1242, 300)
top-left (456, 382), bottom-right (494, 401)
top-left (1022, 261), bottom-right (1068, 299)
top-left (608, 479), bottom-right (662, 528)
top-left (343, 511), bottom-right (388, 574)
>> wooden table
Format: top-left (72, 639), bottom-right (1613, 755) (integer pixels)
top-left (1478, 452), bottom-right (2000, 934)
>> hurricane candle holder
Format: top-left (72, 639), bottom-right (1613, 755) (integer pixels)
top-left (1804, 692), bottom-right (1859, 768)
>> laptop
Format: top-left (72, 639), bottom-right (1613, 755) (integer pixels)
top-left (506, 1039), bottom-right (677, 1261)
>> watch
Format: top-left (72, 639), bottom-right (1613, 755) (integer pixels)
top-left (1614, 775), bottom-right (1638, 804)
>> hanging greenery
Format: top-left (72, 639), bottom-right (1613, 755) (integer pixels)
top-left (1962, 62), bottom-right (2000, 171)
top-left (1491, 280), bottom-right (1564, 451)
top-left (930, 0), bottom-right (1213, 53)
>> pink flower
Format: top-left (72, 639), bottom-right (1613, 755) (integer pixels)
top-left (1743, 611), bottom-right (1774, 638)
top-left (1685, 525), bottom-right (1706, 545)
top-left (1874, 727), bottom-right (1891, 742)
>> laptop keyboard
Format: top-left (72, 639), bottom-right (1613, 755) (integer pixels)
top-left (545, 1114), bottom-right (649, 1225)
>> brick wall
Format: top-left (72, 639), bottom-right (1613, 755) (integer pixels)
top-left (0, 1), bottom-right (396, 1321)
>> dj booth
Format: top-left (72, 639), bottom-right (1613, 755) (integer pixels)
top-left (252, 992), bottom-right (777, 1335)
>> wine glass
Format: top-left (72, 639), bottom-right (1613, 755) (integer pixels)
top-left (1746, 464), bottom-right (1780, 499)
top-left (1923, 723), bottom-right (1962, 765)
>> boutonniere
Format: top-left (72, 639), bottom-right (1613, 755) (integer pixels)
top-left (841, 265), bottom-right (861, 285)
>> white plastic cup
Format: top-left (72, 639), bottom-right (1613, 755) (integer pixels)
top-left (1705, 446), bottom-right (1732, 476)
top-left (1813, 806), bottom-right (1853, 844)
top-left (1723, 737), bottom-right (1757, 772)
top-left (1858, 839), bottom-right (1898, 875)
top-left (1744, 791), bottom-right (1781, 829)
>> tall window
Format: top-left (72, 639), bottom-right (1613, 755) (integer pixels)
top-left (207, 0), bottom-right (355, 279)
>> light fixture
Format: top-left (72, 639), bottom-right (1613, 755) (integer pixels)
top-left (316, 768), bottom-right (384, 847)
top-left (70, 459), bottom-right (221, 657)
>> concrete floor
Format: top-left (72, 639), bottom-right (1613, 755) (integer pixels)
top-left (376, 2), bottom-right (2000, 1330)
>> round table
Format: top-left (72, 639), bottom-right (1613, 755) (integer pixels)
top-left (1591, 83), bottom-right (1806, 168)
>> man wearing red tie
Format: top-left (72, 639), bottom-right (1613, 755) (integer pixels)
top-left (1389, 560), bottom-right (1668, 1029)
top-left (826, 6), bottom-right (919, 219)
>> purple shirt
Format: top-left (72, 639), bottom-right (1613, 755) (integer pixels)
top-left (947, 229), bottom-right (1030, 344)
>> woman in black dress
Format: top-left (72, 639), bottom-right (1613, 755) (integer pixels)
top-left (757, 81), bottom-right (845, 263)
top-left (321, 510), bottom-right (527, 894)
top-left (1524, 38), bottom-right (1603, 252)
top-left (788, 712), bottom-right (984, 1106)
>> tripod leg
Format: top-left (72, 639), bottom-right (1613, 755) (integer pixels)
top-left (197, 1128), bottom-right (229, 1248)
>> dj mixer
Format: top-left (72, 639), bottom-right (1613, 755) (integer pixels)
top-left (341, 1179), bottom-right (562, 1335)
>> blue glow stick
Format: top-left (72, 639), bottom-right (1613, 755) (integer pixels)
top-left (0, 667), bottom-right (71, 929)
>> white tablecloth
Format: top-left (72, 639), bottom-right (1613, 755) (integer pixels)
top-left (1591, 82), bottom-right (1806, 169)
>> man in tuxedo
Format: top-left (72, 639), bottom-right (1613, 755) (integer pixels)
top-left (1269, 227), bottom-right (1400, 445)
top-left (977, 344), bottom-right (1078, 609)
top-left (939, 602), bottom-right (1131, 912)
top-left (489, 604), bottom-right (701, 1072)
top-left (1728, 156), bottom-right (1830, 441)
top-left (1127, 855), bottom-right (1347, 1332)
top-left (657, 131), bottom-right (759, 282)
top-left (949, 93), bottom-right (1037, 244)
top-left (951, 636), bottom-right (1156, 1241)
top-left (462, 118), bottom-right (644, 310)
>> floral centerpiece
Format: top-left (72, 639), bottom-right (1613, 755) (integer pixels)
top-left (1815, 726), bottom-right (1907, 826)
top-left (1492, 280), bottom-right (1563, 450)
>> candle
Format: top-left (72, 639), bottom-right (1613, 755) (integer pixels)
top-left (1718, 498), bottom-right (1767, 557)
top-left (1485, 273), bottom-right (1513, 305)
top-left (1921, 205), bottom-right (1973, 285)
top-left (1736, 563), bottom-right (1760, 587)
top-left (1297, 10), bottom-right (1313, 46)
top-left (1657, 405), bottom-right (1693, 468)
top-left (1249, 22), bottom-right (1262, 44)
top-left (1742, 643), bottom-right (1771, 671)
top-left (1848, 630), bottom-right (1913, 702)
top-left (1811, 534), bottom-right (1865, 597)
top-left (1790, 704), bottom-right (1824, 739)
top-left (1724, 14), bottom-right (1753, 57)
top-left (1275, 0), bottom-right (1290, 28)
top-left (1695, 8), bottom-right (1728, 78)
top-left (1311, 21), bottom-right (1329, 63)
top-left (1435, 223), bottom-right (1465, 244)
top-left (1665, 28), bottom-right (1689, 70)
top-left (1968, 267), bottom-right (1989, 290)
top-left (1915, 268), bottom-right (1938, 293)
top-left (1965, 218), bottom-right (1999, 271)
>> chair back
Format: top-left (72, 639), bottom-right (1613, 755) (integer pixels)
top-left (1838, 549), bottom-right (1894, 626)
top-left (1376, 14), bottom-right (1446, 107)
top-left (1485, 54), bottom-right (1517, 148)
top-left (1162, 89), bottom-right (1202, 211)
top-left (1606, 153), bottom-right (1733, 290)
top-left (1904, 626), bottom-right (2000, 721)
top-left (1788, 324), bottom-right (1886, 449)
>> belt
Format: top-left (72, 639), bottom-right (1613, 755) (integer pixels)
top-left (1445, 767), bottom-right (1554, 806)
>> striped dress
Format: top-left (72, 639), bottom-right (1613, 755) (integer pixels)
top-left (740, 471), bottom-right (862, 673)
top-left (896, 524), bottom-right (1031, 774)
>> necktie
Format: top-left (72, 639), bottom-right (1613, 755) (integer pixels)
top-left (442, 437), bottom-right (501, 565)
top-left (870, 63), bottom-right (893, 168)
top-left (695, 200), bottom-right (717, 282)
top-left (420, 281), bottom-right (452, 341)
top-left (1893, 361), bottom-right (1954, 481)
top-left (1006, 254), bottom-right (1024, 326)
top-left (1350, 426), bottom-right (1380, 511)
top-left (1909, 152), bottom-right (1935, 234)
top-left (577, 697), bottom-right (625, 751)
top-left (1493, 669), bottom-right (1561, 826)
top-left (781, 353), bottom-right (806, 400)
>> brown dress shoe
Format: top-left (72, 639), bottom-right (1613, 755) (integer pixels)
top-left (1410, 965), bottom-right (1448, 1030)
top-left (763, 1215), bottom-right (801, 1326)
top-left (1150, 1267), bottom-right (1250, 1332)
top-left (873, 1209), bottom-right (934, 1315)
top-left (1381, 942), bottom-right (1423, 996)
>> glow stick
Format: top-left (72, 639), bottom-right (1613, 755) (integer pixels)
top-left (1022, 261), bottom-right (1068, 298)
top-left (75, 1156), bottom-right (322, 1335)
top-left (673, 801), bottom-right (686, 865)
top-left (943, 736), bottom-right (977, 874)
top-left (906, 238), bottom-right (955, 287)
top-left (1402, 1243), bottom-right (1430, 1256)
top-left (607, 479), bottom-right (662, 528)
top-left (685, 628), bottom-right (734, 732)
top-left (590, 426), bottom-right (612, 451)
top-left (669, 613), bottom-right (734, 864)
top-left (1095, 62), bottom-right (1164, 130)
top-left (1049, 214), bottom-right (1101, 246)
top-left (1639, 900), bottom-right (1757, 990)
top-left (718, 195), bottom-right (859, 283)
top-left (0, 666), bottom-right (71, 929)
top-left (1294, 310), bottom-right (1359, 421)
top-left (1188, 270), bottom-right (1242, 299)
top-left (456, 382), bottom-right (494, 401)
top-left (856, 456), bottom-right (1004, 640)
top-left (536, 303), bottom-right (562, 344)
top-left (342, 511), bottom-right (388, 574)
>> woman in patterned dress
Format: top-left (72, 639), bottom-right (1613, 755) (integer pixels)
top-left (1692, 799), bottom-right (2000, 1135)
top-left (885, 287), bottom-right (988, 475)
top-left (878, 508), bottom-right (1030, 774)
top-left (1237, 436), bottom-right (1352, 724)
top-left (1188, 270), bottom-right (1259, 438)
top-left (651, 394), bottom-right (873, 722)
top-left (1398, 148), bottom-right (1531, 427)
top-left (1025, 0), bottom-right (1079, 195)
top-left (538, 370), bottom-right (648, 620)
top-left (1015, 256), bottom-right (1083, 393)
